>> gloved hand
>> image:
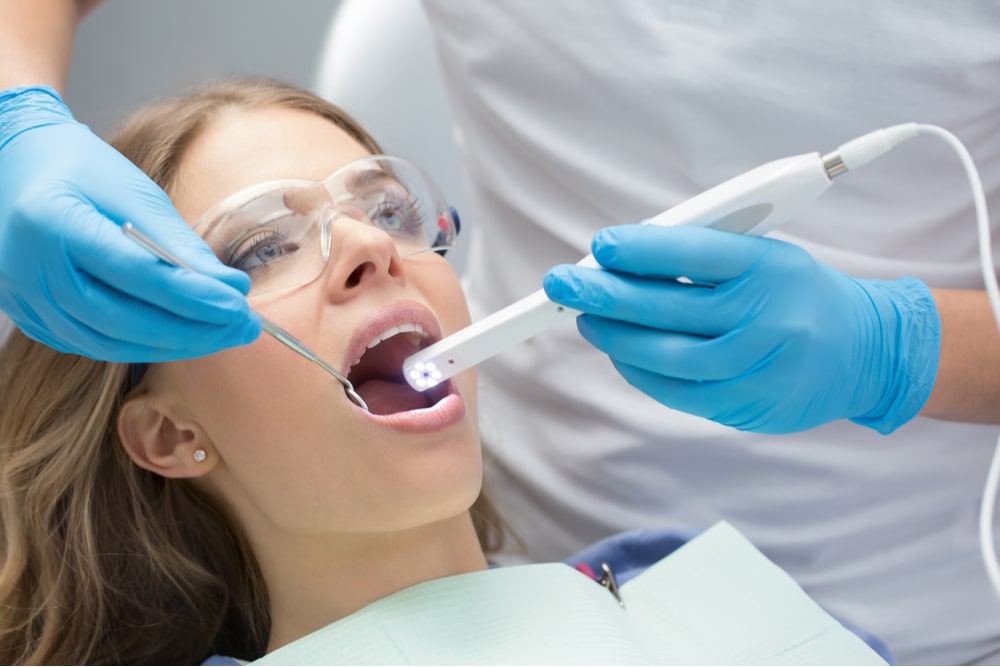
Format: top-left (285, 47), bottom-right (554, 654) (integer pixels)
top-left (0, 86), bottom-right (260, 361)
top-left (543, 224), bottom-right (940, 435)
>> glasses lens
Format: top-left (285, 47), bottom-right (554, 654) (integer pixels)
top-left (194, 156), bottom-right (458, 297)
top-left (325, 156), bottom-right (456, 258)
top-left (197, 180), bottom-right (330, 296)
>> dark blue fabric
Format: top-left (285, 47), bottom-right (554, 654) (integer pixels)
top-left (565, 526), bottom-right (703, 586)
top-left (200, 655), bottom-right (242, 666)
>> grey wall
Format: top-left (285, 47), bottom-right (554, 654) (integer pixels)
top-left (66, 1), bottom-right (341, 136)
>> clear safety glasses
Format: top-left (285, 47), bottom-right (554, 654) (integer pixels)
top-left (194, 155), bottom-right (460, 297)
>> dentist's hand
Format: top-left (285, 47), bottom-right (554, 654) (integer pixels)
top-left (543, 225), bottom-right (940, 435)
top-left (0, 86), bottom-right (260, 361)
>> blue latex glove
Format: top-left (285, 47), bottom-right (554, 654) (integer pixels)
top-left (0, 87), bottom-right (260, 361)
top-left (543, 225), bottom-right (941, 435)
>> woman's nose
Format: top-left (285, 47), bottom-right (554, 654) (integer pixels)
top-left (318, 210), bottom-right (405, 302)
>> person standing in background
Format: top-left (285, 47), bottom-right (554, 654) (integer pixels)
top-left (416, 3), bottom-right (1000, 664)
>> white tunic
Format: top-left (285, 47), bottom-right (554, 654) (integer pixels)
top-left (421, 1), bottom-right (1000, 664)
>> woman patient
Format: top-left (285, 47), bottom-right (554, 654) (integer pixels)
top-left (0, 78), bottom-right (885, 665)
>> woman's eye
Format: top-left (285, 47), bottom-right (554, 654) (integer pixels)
top-left (371, 203), bottom-right (406, 232)
top-left (229, 230), bottom-right (299, 274)
top-left (370, 194), bottom-right (424, 235)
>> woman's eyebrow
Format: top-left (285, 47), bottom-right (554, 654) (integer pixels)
top-left (345, 168), bottom-right (404, 195)
top-left (350, 168), bottom-right (390, 186)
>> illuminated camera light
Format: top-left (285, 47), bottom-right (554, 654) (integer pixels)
top-left (408, 361), bottom-right (443, 389)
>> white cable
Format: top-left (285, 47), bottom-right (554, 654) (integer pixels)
top-left (907, 124), bottom-right (1000, 601)
top-left (836, 123), bottom-right (919, 171)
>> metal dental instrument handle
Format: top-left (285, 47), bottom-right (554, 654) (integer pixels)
top-left (121, 222), bottom-right (369, 412)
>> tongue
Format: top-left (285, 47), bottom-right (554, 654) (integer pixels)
top-left (355, 378), bottom-right (431, 416)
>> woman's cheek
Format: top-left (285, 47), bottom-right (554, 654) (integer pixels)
top-left (162, 341), bottom-right (296, 420)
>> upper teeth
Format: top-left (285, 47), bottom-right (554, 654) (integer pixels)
top-left (367, 322), bottom-right (427, 348)
top-left (352, 323), bottom-right (429, 366)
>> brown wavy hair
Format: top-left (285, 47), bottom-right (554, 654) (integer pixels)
top-left (0, 77), bottom-right (508, 665)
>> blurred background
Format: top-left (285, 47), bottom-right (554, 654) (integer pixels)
top-left (66, 1), bottom-right (341, 136)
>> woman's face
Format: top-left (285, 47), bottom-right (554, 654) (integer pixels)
top-left (147, 106), bottom-right (480, 537)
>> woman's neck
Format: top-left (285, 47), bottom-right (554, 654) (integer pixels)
top-left (259, 511), bottom-right (488, 653)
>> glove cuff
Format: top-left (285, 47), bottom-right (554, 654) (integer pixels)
top-left (0, 86), bottom-right (75, 150)
top-left (850, 276), bottom-right (940, 434)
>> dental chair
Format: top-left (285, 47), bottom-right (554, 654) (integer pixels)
top-left (313, 0), bottom-right (472, 276)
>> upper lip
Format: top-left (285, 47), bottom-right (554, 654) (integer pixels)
top-left (342, 300), bottom-right (443, 374)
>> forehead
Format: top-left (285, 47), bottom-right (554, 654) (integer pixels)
top-left (172, 106), bottom-right (374, 224)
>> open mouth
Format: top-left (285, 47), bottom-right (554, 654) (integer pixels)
top-left (347, 323), bottom-right (451, 416)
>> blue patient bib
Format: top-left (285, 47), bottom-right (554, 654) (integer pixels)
top-left (253, 522), bottom-right (885, 665)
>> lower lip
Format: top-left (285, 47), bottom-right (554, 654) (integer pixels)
top-left (359, 383), bottom-right (466, 433)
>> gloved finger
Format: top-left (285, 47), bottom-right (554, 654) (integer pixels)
top-left (577, 314), bottom-right (771, 381)
top-left (55, 268), bottom-right (261, 353)
top-left (611, 359), bottom-right (720, 419)
top-left (117, 211), bottom-right (252, 295)
top-left (615, 363), bottom-right (767, 432)
top-left (62, 213), bottom-right (253, 327)
top-left (545, 264), bottom-right (753, 337)
top-left (590, 224), bottom-right (773, 284)
top-left (3, 295), bottom-right (78, 354)
top-left (612, 359), bottom-right (789, 434)
top-left (75, 156), bottom-right (252, 294)
top-left (72, 316), bottom-right (261, 363)
top-left (23, 307), bottom-right (258, 363)
top-left (15, 282), bottom-right (261, 362)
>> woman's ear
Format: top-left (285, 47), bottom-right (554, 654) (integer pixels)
top-left (118, 395), bottom-right (216, 478)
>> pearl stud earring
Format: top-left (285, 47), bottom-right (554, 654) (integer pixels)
top-left (193, 449), bottom-right (207, 463)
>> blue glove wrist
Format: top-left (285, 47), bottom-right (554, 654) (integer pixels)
top-left (849, 277), bottom-right (940, 434)
top-left (0, 86), bottom-right (74, 149)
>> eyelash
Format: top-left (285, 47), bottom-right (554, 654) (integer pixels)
top-left (228, 226), bottom-right (290, 272)
top-left (371, 195), bottom-right (424, 234)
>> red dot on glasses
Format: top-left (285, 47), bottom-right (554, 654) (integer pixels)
top-left (438, 216), bottom-right (449, 231)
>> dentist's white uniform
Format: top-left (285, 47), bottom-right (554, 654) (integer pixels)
top-left (331, 1), bottom-right (998, 663)
top-left (413, 3), bottom-right (1000, 663)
